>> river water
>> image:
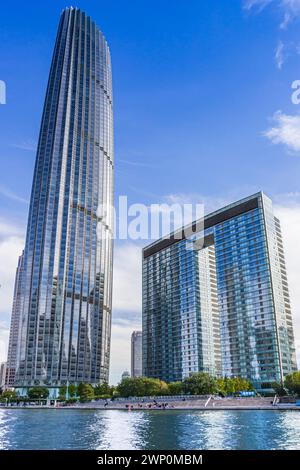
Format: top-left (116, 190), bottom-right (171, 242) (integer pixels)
top-left (0, 409), bottom-right (299, 450)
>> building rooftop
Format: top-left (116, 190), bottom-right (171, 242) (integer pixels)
top-left (143, 191), bottom-right (268, 259)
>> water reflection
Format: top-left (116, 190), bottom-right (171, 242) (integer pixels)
top-left (92, 410), bottom-right (149, 450)
top-left (0, 409), bottom-right (299, 450)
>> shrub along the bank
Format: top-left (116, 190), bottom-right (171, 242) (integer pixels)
top-left (0, 390), bottom-right (18, 402)
top-left (168, 381), bottom-right (183, 395)
top-left (182, 373), bottom-right (218, 395)
top-left (168, 374), bottom-right (253, 397)
top-left (27, 387), bottom-right (49, 399)
top-left (117, 377), bottom-right (169, 398)
top-left (284, 371), bottom-right (300, 396)
top-left (64, 398), bottom-right (77, 405)
top-left (95, 394), bottom-right (113, 400)
top-left (77, 382), bottom-right (95, 402)
top-left (94, 382), bottom-right (114, 397)
top-left (0, 373), bottom-right (254, 403)
top-left (271, 381), bottom-right (286, 397)
top-left (115, 373), bottom-right (253, 398)
top-left (216, 377), bottom-right (253, 396)
top-left (58, 383), bottom-right (78, 400)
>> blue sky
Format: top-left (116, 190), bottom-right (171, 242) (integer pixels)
top-left (1, 0), bottom-right (300, 383)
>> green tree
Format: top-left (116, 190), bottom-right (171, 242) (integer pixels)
top-left (117, 377), bottom-right (145, 397)
top-left (117, 377), bottom-right (169, 397)
top-left (231, 377), bottom-right (253, 394)
top-left (65, 398), bottom-right (77, 405)
top-left (94, 382), bottom-right (112, 397)
top-left (77, 383), bottom-right (95, 402)
top-left (216, 378), bottom-right (226, 396)
top-left (58, 385), bottom-right (67, 400)
top-left (168, 381), bottom-right (183, 395)
top-left (217, 377), bottom-right (253, 396)
top-left (27, 387), bottom-right (49, 399)
top-left (224, 376), bottom-right (235, 395)
top-left (284, 372), bottom-right (300, 396)
top-left (183, 373), bottom-right (217, 395)
top-left (0, 390), bottom-right (18, 401)
top-left (272, 381), bottom-right (286, 397)
top-left (144, 378), bottom-right (169, 396)
top-left (59, 384), bottom-right (77, 400)
top-left (77, 382), bottom-right (85, 397)
top-left (240, 378), bottom-right (253, 391)
top-left (68, 384), bottom-right (77, 398)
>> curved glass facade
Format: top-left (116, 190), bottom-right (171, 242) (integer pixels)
top-left (15, 7), bottom-right (114, 388)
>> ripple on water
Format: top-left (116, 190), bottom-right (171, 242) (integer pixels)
top-left (0, 409), bottom-right (300, 450)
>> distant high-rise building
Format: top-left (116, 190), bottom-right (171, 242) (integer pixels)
top-left (14, 8), bottom-right (114, 394)
top-left (5, 251), bottom-right (24, 388)
top-left (121, 370), bottom-right (130, 381)
top-left (142, 193), bottom-right (297, 391)
top-left (131, 331), bottom-right (142, 377)
top-left (0, 362), bottom-right (7, 390)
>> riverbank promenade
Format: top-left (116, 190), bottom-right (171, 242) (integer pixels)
top-left (2, 396), bottom-right (300, 411)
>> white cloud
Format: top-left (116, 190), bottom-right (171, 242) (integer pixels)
top-left (243, 1), bottom-right (300, 68)
top-left (0, 220), bottom-right (24, 363)
top-left (0, 236), bottom-right (24, 314)
top-left (112, 242), bottom-right (142, 313)
top-left (0, 323), bottom-right (9, 365)
top-left (119, 158), bottom-right (157, 169)
top-left (275, 41), bottom-right (285, 69)
top-left (0, 220), bottom-right (24, 239)
top-left (280, 0), bottom-right (300, 27)
top-left (165, 193), bottom-right (231, 215)
top-left (164, 190), bottom-right (264, 216)
top-left (244, 0), bottom-right (300, 27)
top-left (11, 140), bottom-right (37, 152)
top-left (0, 185), bottom-right (29, 204)
top-left (244, 0), bottom-right (273, 12)
top-left (264, 111), bottom-right (300, 152)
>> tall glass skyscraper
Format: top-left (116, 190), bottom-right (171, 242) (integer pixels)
top-left (143, 193), bottom-right (297, 390)
top-left (14, 8), bottom-right (114, 392)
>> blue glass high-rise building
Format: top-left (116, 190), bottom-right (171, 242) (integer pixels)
top-left (14, 8), bottom-right (114, 392)
top-left (143, 193), bottom-right (297, 391)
